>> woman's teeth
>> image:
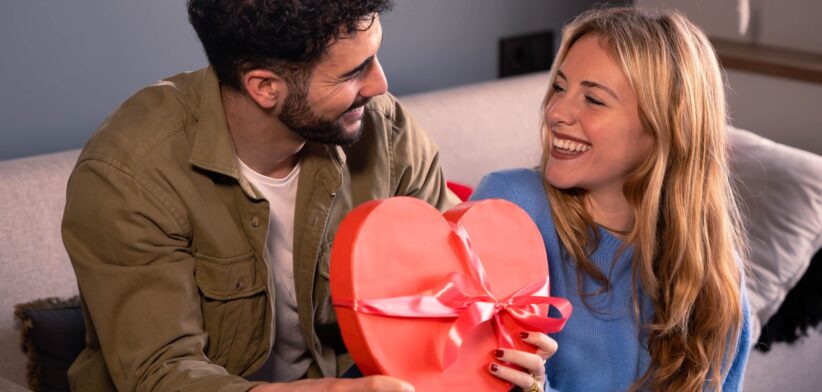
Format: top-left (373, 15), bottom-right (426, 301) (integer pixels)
top-left (553, 138), bottom-right (591, 154)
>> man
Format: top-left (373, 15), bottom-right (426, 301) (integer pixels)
top-left (61, 1), bottom-right (458, 390)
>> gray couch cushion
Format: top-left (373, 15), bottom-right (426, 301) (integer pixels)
top-left (728, 126), bottom-right (822, 341)
top-left (401, 72), bottom-right (549, 187)
top-left (0, 150), bottom-right (81, 386)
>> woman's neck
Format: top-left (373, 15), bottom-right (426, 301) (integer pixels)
top-left (585, 188), bottom-right (633, 236)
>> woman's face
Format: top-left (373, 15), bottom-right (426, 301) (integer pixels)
top-left (544, 34), bottom-right (653, 196)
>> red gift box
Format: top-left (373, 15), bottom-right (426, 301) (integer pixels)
top-left (330, 197), bottom-right (571, 391)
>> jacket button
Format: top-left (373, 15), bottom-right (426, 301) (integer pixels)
top-left (235, 278), bottom-right (246, 291)
top-left (249, 216), bottom-right (260, 227)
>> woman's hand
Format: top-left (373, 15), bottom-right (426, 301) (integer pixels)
top-left (488, 331), bottom-right (558, 392)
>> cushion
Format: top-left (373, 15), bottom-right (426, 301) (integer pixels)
top-left (446, 181), bottom-right (474, 202)
top-left (728, 126), bottom-right (822, 342)
top-left (14, 296), bottom-right (85, 392)
top-left (756, 248), bottom-right (822, 350)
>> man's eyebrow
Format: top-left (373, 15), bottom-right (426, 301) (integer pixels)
top-left (339, 55), bottom-right (374, 79)
top-left (558, 70), bottom-right (620, 101)
top-left (338, 31), bottom-right (383, 80)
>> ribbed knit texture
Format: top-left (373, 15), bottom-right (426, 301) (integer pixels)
top-left (471, 168), bottom-right (750, 391)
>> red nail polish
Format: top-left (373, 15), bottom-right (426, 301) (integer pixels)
top-left (494, 349), bottom-right (504, 358)
top-left (490, 363), bottom-right (499, 372)
top-left (520, 332), bottom-right (530, 339)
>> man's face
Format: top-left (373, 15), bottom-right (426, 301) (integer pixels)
top-left (279, 14), bottom-right (387, 146)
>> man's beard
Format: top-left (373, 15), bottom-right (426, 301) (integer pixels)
top-left (278, 83), bottom-right (370, 147)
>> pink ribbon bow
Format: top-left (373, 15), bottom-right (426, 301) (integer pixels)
top-left (333, 222), bottom-right (572, 369)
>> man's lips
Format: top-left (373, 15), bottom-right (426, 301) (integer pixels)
top-left (341, 105), bottom-right (365, 122)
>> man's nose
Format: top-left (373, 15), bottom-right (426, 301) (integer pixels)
top-left (360, 57), bottom-right (388, 97)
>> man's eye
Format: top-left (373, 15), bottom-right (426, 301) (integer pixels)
top-left (342, 71), bottom-right (362, 82)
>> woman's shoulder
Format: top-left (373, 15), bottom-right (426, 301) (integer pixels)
top-left (470, 168), bottom-right (544, 201)
top-left (470, 168), bottom-right (551, 219)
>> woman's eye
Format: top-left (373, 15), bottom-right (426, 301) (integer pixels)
top-left (552, 83), bottom-right (565, 93)
top-left (585, 95), bottom-right (604, 106)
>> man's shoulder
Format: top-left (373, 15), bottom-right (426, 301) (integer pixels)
top-left (360, 93), bottom-right (432, 151)
top-left (362, 93), bottom-right (420, 133)
top-left (78, 68), bottom-right (209, 168)
top-left (363, 92), bottom-right (400, 123)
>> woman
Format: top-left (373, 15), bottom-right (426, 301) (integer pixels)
top-left (478, 7), bottom-right (751, 392)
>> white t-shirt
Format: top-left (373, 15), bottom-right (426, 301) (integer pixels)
top-left (237, 158), bottom-right (311, 382)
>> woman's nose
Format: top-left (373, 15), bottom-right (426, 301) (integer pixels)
top-left (545, 94), bottom-right (574, 126)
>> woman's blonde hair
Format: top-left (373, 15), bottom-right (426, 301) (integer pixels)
top-left (540, 7), bottom-right (745, 391)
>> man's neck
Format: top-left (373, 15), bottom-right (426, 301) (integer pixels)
top-left (221, 86), bottom-right (305, 179)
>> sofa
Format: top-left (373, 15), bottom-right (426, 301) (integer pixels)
top-left (1, 71), bottom-right (821, 391)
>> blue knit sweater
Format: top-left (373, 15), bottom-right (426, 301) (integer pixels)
top-left (470, 168), bottom-right (751, 392)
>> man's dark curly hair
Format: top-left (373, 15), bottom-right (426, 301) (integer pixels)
top-left (187, 0), bottom-right (393, 91)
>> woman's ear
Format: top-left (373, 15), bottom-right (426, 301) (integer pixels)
top-left (242, 69), bottom-right (285, 110)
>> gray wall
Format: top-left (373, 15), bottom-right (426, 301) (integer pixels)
top-left (0, 1), bottom-right (205, 161)
top-left (0, 0), bottom-right (604, 161)
top-left (636, 0), bottom-right (822, 155)
top-left (379, 0), bottom-right (601, 95)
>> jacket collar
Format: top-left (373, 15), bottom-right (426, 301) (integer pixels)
top-left (188, 67), bottom-right (243, 180)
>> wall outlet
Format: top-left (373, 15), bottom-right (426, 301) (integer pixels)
top-left (499, 30), bottom-right (555, 78)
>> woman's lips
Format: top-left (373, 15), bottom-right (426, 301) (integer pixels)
top-left (551, 132), bottom-right (592, 160)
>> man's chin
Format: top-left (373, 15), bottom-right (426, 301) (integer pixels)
top-left (285, 114), bottom-right (364, 146)
top-left (335, 121), bottom-right (363, 146)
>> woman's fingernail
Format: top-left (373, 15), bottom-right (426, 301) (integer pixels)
top-left (520, 332), bottom-right (530, 339)
top-left (490, 363), bottom-right (499, 372)
top-left (494, 349), bottom-right (504, 358)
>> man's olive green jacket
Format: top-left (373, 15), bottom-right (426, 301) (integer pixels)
top-left (61, 67), bottom-right (458, 391)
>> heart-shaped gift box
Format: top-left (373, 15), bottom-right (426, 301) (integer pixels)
top-left (330, 197), bottom-right (571, 391)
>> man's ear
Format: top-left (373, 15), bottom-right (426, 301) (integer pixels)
top-left (242, 69), bottom-right (285, 110)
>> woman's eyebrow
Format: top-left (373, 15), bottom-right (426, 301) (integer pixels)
top-left (557, 70), bottom-right (620, 101)
top-left (581, 80), bottom-right (620, 101)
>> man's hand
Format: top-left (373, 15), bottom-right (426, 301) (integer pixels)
top-left (250, 375), bottom-right (415, 392)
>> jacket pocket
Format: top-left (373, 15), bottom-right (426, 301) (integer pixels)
top-left (195, 250), bottom-right (264, 299)
top-left (194, 250), bottom-right (267, 373)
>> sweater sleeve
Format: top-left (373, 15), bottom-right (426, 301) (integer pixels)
top-left (722, 278), bottom-right (753, 391)
top-left (470, 171), bottom-right (520, 203)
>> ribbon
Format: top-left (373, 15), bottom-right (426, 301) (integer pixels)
top-left (333, 222), bottom-right (572, 370)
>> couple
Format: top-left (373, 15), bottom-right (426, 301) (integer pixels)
top-left (62, 1), bottom-right (750, 391)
